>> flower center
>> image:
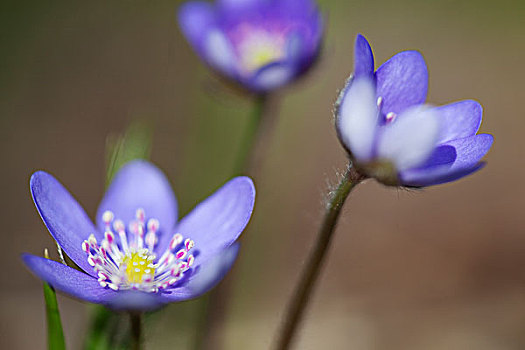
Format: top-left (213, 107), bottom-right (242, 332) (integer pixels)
top-left (232, 24), bottom-right (287, 74)
top-left (82, 209), bottom-right (196, 293)
top-left (122, 252), bottom-right (155, 284)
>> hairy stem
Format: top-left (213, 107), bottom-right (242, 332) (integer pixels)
top-left (274, 165), bottom-right (364, 350)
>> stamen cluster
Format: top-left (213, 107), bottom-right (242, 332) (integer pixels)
top-left (82, 209), bottom-right (195, 293)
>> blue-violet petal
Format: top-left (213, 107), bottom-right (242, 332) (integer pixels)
top-left (171, 177), bottom-right (254, 263)
top-left (30, 171), bottom-right (99, 276)
top-left (376, 50), bottom-right (428, 115)
top-left (434, 100), bottom-right (483, 143)
top-left (96, 160), bottom-right (178, 256)
top-left (23, 254), bottom-right (117, 304)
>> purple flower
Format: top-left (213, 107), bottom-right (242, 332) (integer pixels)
top-left (335, 34), bottom-right (493, 187)
top-left (23, 160), bottom-right (255, 310)
top-left (178, 0), bottom-right (323, 92)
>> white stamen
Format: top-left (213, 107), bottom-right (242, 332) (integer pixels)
top-left (136, 208), bottom-right (146, 223)
top-left (185, 239), bottom-right (195, 251)
top-left (102, 210), bottom-right (114, 225)
top-left (104, 231), bottom-right (114, 244)
top-left (147, 218), bottom-right (159, 232)
top-left (56, 242), bottom-right (67, 265)
top-left (386, 112), bottom-right (397, 123)
top-left (113, 219), bottom-right (125, 232)
top-left (88, 234), bottom-right (97, 247)
top-left (169, 233), bottom-right (183, 250)
top-left (82, 209), bottom-right (197, 293)
top-left (82, 241), bottom-right (90, 253)
top-left (145, 231), bottom-right (157, 252)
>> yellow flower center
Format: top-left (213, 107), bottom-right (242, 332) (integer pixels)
top-left (243, 47), bottom-right (282, 72)
top-left (122, 251), bottom-right (155, 284)
top-left (235, 25), bottom-right (286, 74)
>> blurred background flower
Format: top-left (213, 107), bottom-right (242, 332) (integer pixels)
top-left (1, 0), bottom-right (524, 349)
top-left (178, 0), bottom-right (323, 92)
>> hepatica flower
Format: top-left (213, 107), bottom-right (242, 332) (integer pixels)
top-left (178, 0), bottom-right (323, 92)
top-left (336, 35), bottom-right (493, 187)
top-left (23, 161), bottom-right (255, 310)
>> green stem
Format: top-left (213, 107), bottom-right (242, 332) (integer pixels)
top-left (274, 165), bottom-right (364, 350)
top-left (193, 94), bottom-right (274, 350)
top-left (84, 306), bottom-right (116, 350)
top-left (233, 93), bottom-right (270, 175)
top-left (192, 296), bottom-right (211, 350)
top-left (130, 312), bottom-right (142, 350)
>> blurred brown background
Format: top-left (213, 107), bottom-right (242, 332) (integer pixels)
top-left (1, 0), bottom-right (524, 348)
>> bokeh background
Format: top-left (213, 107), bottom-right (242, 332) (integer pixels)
top-left (1, 0), bottom-right (524, 348)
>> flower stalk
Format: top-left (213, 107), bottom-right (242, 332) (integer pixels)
top-left (130, 312), bottom-right (142, 350)
top-left (194, 93), bottom-right (275, 350)
top-left (275, 164), bottom-right (365, 350)
top-left (234, 93), bottom-right (270, 174)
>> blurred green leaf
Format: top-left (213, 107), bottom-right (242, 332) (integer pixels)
top-left (105, 120), bottom-right (153, 187)
top-left (84, 306), bottom-right (113, 350)
top-left (43, 283), bottom-right (66, 350)
top-left (84, 306), bottom-right (130, 350)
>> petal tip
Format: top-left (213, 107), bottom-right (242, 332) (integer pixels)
top-left (178, 0), bottom-right (213, 18)
top-left (177, 1), bottom-right (216, 44)
top-left (109, 160), bottom-right (170, 188)
top-left (29, 170), bottom-right (57, 207)
top-left (119, 158), bottom-right (154, 169)
top-left (400, 49), bottom-right (425, 61)
top-left (230, 176), bottom-right (256, 196)
top-left (478, 133), bottom-right (494, 149)
top-left (229, 176), bottom-right (256, 210)
top-left (391, 50), bottom-right (427, 74)
top-left (353, 33), bottom-right (374, 78)
top-left (21, 252), bottom-right (34, 266)
top-left (462, 99), bottom-right (483, 110)
top-left (355, 33), bottom-right (369, 47)
top-left (30, 170), bottom-right (52, 189)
